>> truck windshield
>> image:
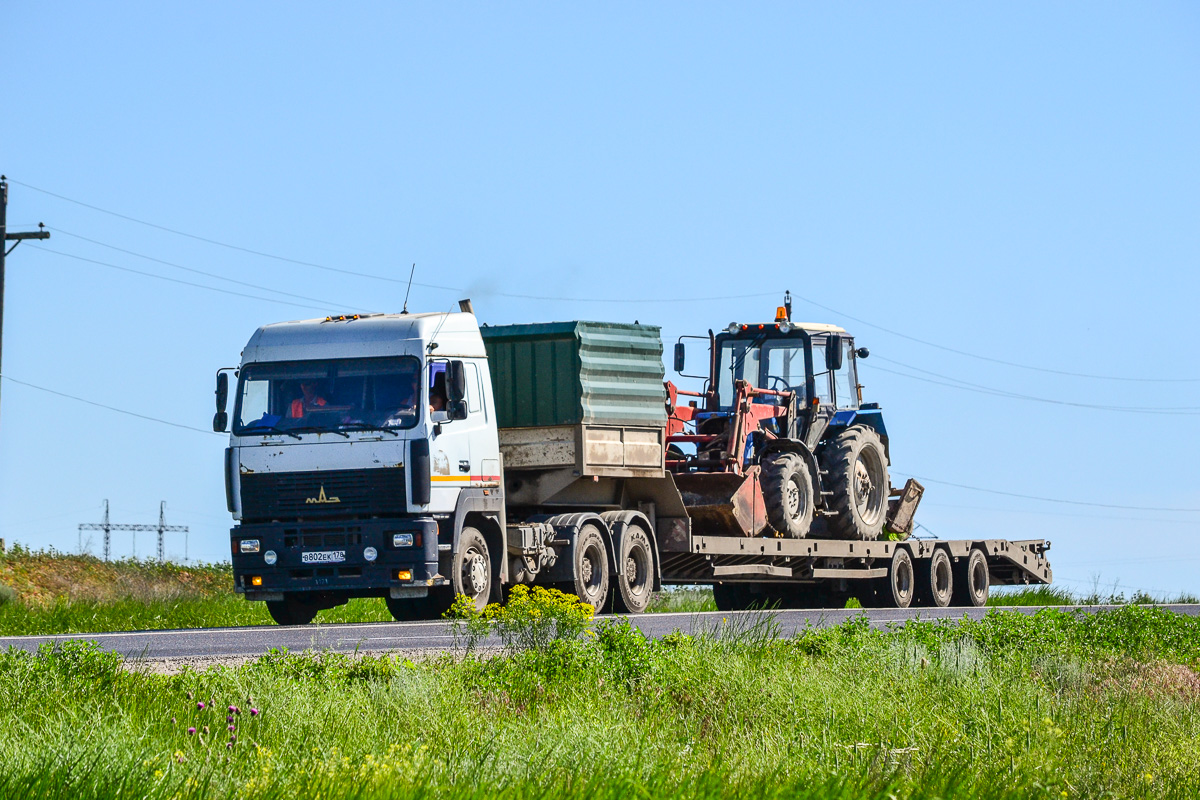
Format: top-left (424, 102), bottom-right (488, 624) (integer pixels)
top-left (234, 356), bottom-right (422, 435)
top-left (716, 336), bottom-right (808, 407)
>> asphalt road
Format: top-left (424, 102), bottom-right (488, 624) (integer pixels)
top-left (3, 605), bottom-right (1198, 661)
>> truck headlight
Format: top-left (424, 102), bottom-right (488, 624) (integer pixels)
top-left (264, 550), bottom-right (277, 565)
top-left (363, 546), bottom-right (378, 562)
top-left (392, 533), bottom-right (414, 548)
top-left (240, 539), bottom-right (260, 554)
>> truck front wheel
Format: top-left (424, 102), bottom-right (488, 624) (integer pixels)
top-left (265, 595), bottom-right (318, 626)
top-left (453, 527), bottom-right (494, 612)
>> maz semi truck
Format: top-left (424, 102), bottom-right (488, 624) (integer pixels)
top-left (214, 300), bottom-right (1051, 624)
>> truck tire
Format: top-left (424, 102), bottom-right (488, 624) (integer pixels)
top-left (453, 527), bottom-right (494, 612)
top-left (916, 548), bottom-right (954, 608)
top-left (612, 524), bottom-right (654, 614)
top-left (952, 548), bottom-right (989, 607)
top-left (821, 425), bottom-right (889, 540)
top-left (872, 547), bottom-right (914, 609)
top-left (385, 594), bottom-right (440, 621)
top-left (266, 595), bottom-right (318, 626)
top-left (761, 453), bottom-right (814, 538)
top-left (564, 524), bottom-right (610, 611)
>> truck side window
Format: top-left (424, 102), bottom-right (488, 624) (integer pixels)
top-left (466, 363), bottom-right (482, 413)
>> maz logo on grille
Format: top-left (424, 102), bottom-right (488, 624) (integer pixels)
top-left (305, 486), bottom-right (341, 504)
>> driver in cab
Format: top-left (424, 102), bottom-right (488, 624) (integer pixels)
top-left (290, 381), bottom-right (328, 418)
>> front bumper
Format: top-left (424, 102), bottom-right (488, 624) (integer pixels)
top-left (231, 517), bottom-right (442, 600)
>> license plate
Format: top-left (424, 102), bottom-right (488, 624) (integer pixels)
top-left (302, 550), bottom-right (346, 564)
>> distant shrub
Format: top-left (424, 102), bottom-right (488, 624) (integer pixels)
top-left (0, 582), bottom-right (16, 606)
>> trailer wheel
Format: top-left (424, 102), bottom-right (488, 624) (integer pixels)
top-left (874, 548), bottom-right (914, 609)
top-left (761, 453), bottom-right (815, 538)
top-left (952, 548), bottom-right (989, 607)
top-left (612, 525), bottom-right (654, 614)
top-left (565, 524), bottom-right (610, 611)
top-left (453, 527), bottom-right (494, 612)
top-left (916, 549), bottom-right (954, 608)
top-left (822, 426), bottom-right (889, 540)
top-left (266, 595), bottom-right (318, 626)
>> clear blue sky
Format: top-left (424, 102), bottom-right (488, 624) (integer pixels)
top-left (3, 3), bottom-right (1198, 598)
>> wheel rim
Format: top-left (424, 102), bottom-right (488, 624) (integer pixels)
top-left (853, 447), bottom-right (886, 526)
top-left (933, 557), bottom-right (952, 600)
top-left (624, 541), bottom-right (650, 599)
top-left (894, 558), bottom-right (912, 603)
top-left (462, 547), bottom-right (488, 598)
top-left (971, 559), bottom-right (987, 598)
top-left (581, 543), bottom-right (604, 595)
top-left (785, 476), bottom-right (807, 520)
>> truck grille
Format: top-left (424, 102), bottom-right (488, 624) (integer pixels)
top-left (240, 468), bottom-right (406, 521)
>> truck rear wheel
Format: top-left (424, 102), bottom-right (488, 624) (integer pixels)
top-left (612, 524), bottom-right (654, 614)
top-left (453, 527), bottom-right (494, 612)
top-left (952, 548), bottom-right (989, 607)
top-left (917, 548), bottom-right (954, 608)
top-left (761, 453), bottom-right (814, 538)
top-left (266, 595), bottom-right (318, 626)
top-left (822, 426), bottom-right (889, 540)
top-left (564, 524), bottom-right (610, 611)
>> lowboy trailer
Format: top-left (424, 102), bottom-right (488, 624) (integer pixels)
top-left (214, 298), bottom-right (1051, 624)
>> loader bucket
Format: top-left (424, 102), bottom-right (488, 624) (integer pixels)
top-left (675, 467), bottom-right (769, 537)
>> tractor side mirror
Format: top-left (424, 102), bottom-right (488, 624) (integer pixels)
top-left (213, 372), bottom-right (229, 432)
top-left (673, 342), bottom-right (686, 373)
top-left (826, 336), bottom-right (844, 371)
top-left (446, 361), bottom-right (469, 420)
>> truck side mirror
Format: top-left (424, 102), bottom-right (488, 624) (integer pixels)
top-left (213, 372), bottom-right (229, 431)
top-left (826, 336), bottom-right (844, 371)
top-left (674, 342), bottom-right (686, 373)
top-left (446, 361), bottom-right (469, 420)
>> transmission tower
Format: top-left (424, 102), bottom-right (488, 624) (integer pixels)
top-left (78, 500), bottom-right (189, 562)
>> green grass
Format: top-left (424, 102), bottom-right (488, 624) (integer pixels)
top-left (2, 606), bottom-right (1200, 798)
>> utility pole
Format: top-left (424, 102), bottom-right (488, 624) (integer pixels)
top-left (0, 176), bottom-right (51, 427)
top-left (78, 500), bottom-right (189, 563)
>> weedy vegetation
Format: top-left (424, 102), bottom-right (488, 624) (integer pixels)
top-left (2, 591), bottom-right (1200, 799)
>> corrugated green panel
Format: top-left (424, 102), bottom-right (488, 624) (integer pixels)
top-left (480, 321), bottom-right (666, 429)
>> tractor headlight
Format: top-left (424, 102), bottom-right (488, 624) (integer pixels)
top-left (263, 550), bottom-right (277, 565)
top-left (240, 539), bottom-right (260, 554)
top-left (363, 546), bottom-right (378, 562)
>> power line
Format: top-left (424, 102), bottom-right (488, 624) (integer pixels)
top-left (0, 374), bottom-right (222, 436)
top-left (790, 291), bottom-right (1200, 383)
top-left (10, 179), bottom-right (781, 304)
top-left (893, 470), bottom-right (1200, 513)
top-left (869, 356), bottom-right (1200, 415)
top-left (53, 227), bottom-right (365, 311)
top-left (30, 245), bottom-right (332, 312)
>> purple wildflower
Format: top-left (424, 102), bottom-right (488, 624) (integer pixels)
top-left (250, 708), bottom-right (259, 717)
top-left (228, 724), bottom-right (236, 732)
top-left (226, 742), bottom-right (233, 749)
top-left (187, 727), bottom-right (196, 736)
top-left (227, 715), bottom-right (234, 723)
top-left (228, 705), bottom-right (237, 713)
top-left (197, 702), bottom-right (205, 710)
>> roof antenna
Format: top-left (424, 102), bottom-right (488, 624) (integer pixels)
top-left (401, 263), bottom-right (416, 315)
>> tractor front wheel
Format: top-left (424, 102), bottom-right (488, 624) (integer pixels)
top-left (761, 453), bottom-right (815, 538)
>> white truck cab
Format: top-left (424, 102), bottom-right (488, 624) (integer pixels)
top-left (218, 310), bottom-right (504, 624)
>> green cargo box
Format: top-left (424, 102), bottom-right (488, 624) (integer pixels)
top-left (480, 321), bottom-right (666, 429)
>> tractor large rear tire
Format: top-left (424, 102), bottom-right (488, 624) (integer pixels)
top-left (761, 453), bottom-right (815, 538)
top-left (822, 425), bottom-right (889, 540)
